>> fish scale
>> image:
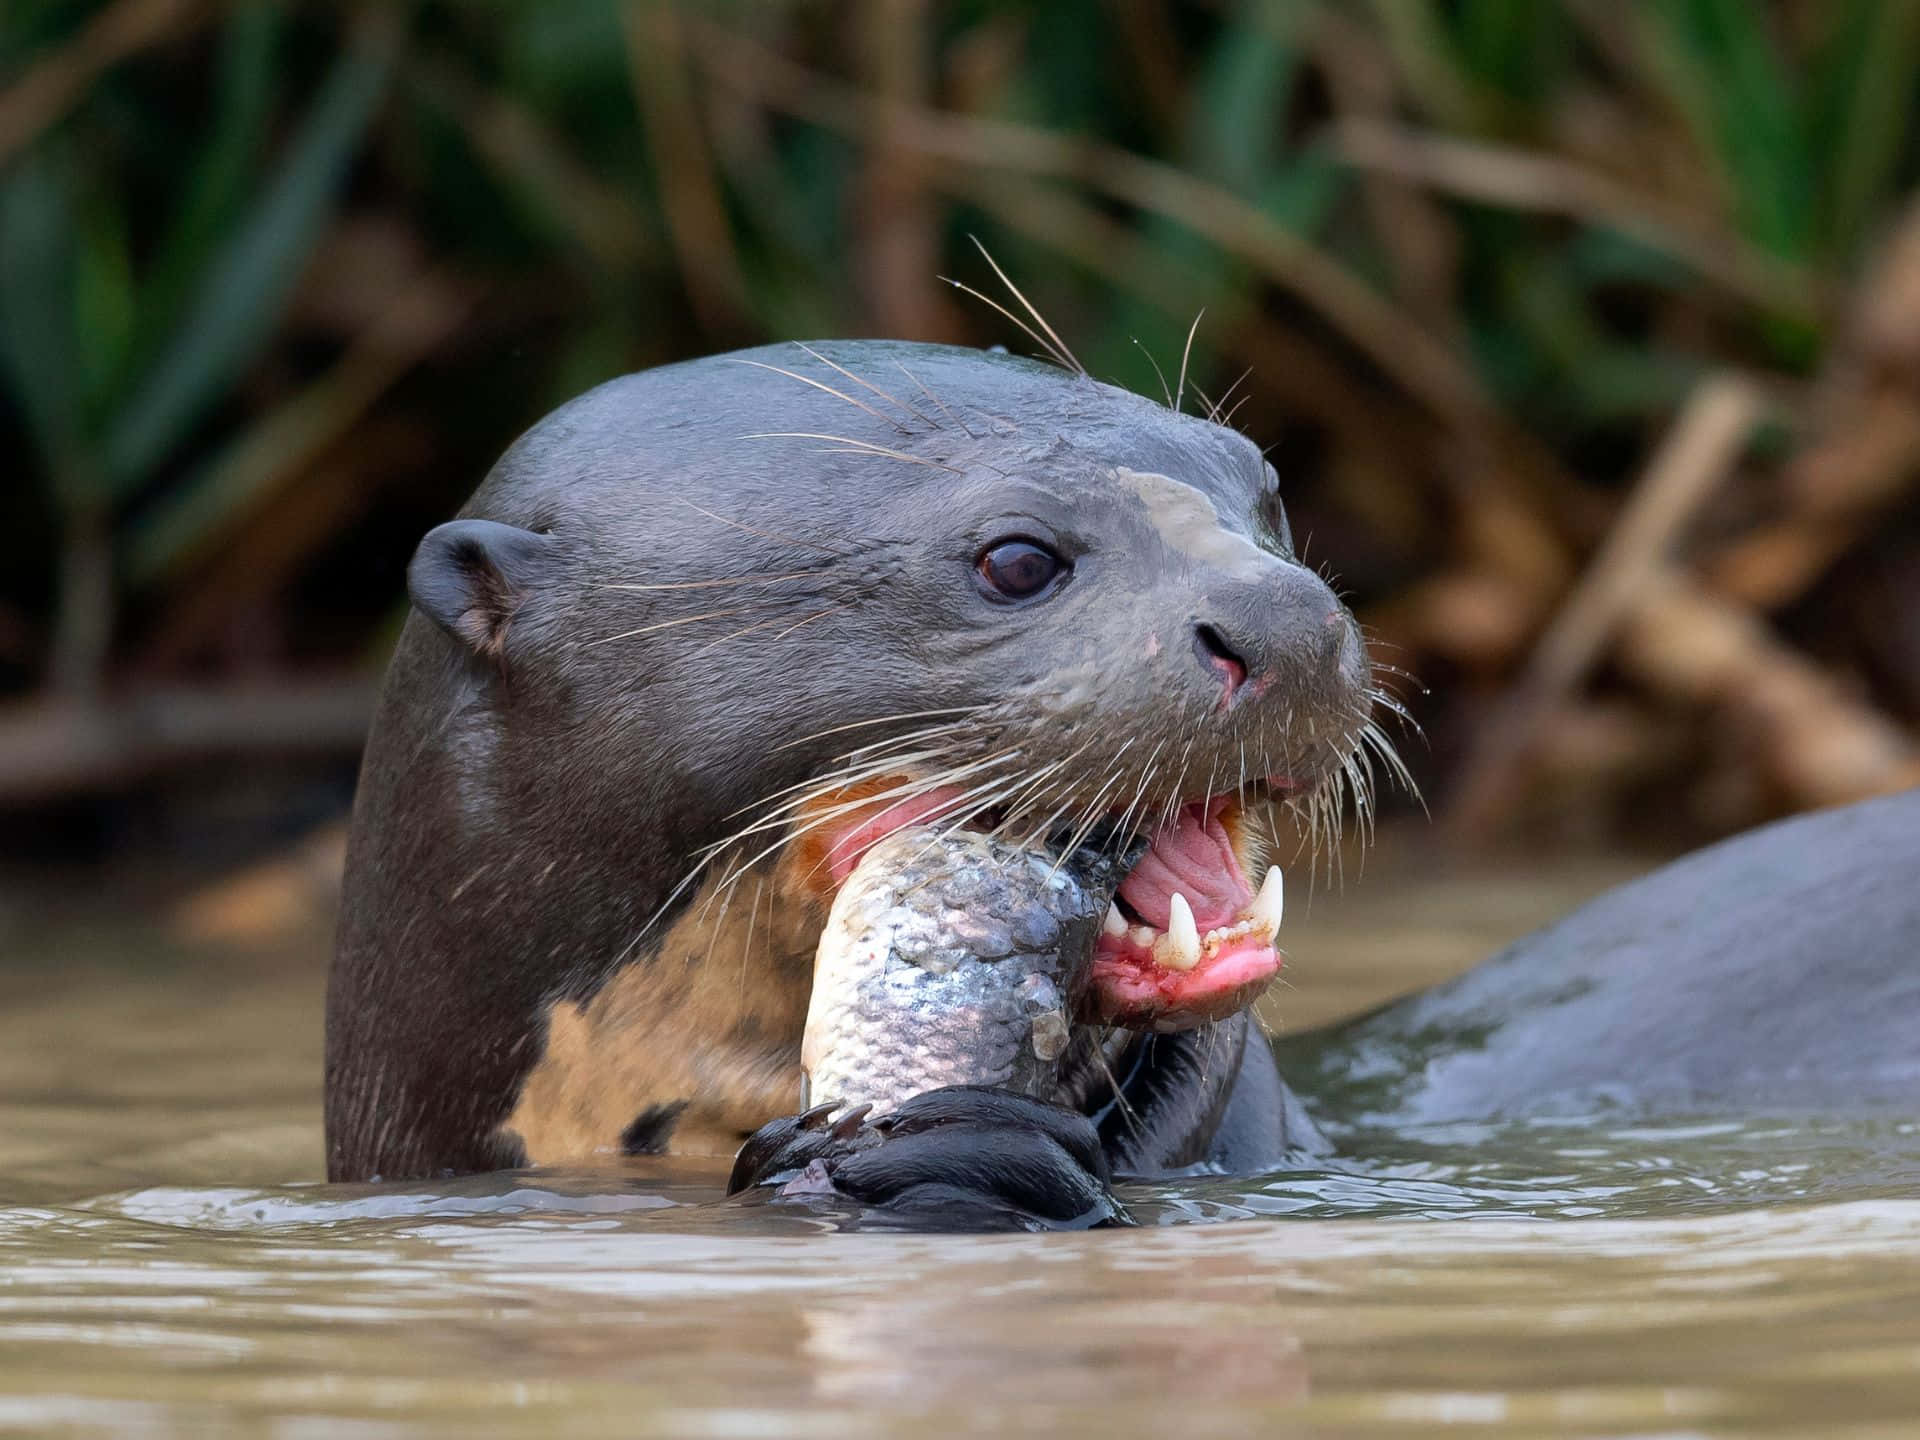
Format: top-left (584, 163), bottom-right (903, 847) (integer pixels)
top-left (800, 827), bottom-right (1128, 1115)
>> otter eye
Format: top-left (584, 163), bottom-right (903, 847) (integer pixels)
top-left (978, 538), bottom-right (1066, 600)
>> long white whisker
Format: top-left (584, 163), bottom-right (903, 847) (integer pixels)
top-left (743, 431), bottom-right (966, 475)
top-left (728, 358), bottom-right (913, 435)
top-left (791, 343), bottom-right (939, 430)
top-left (967, 234), bottom-right (1086, 375)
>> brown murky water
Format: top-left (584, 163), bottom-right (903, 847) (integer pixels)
top-left (3, 848), bottom-right (1919, 1437)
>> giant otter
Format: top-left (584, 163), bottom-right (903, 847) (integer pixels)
top-left (327, 338), bottom-right (1370, 1188)
top-left (327, 339), bottom-right (1917, 1226)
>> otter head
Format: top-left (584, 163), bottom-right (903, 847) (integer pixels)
top-left (405, 340), bottom-right (1380, 1037)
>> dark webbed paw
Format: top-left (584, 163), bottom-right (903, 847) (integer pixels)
top-left (727, 1086), bottom-right (1130, 1232)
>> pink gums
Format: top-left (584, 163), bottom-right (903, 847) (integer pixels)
top-left (823, 786), bottom-right (970, 886)
top-left (1085, 930), bottom-right (1281, 1031)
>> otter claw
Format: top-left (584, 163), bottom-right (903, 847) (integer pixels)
top-left (731, 1085), bottom-right (1128, 1231)
top-left (797, 1100), bottom-right (843, 1130)
top-left (829, 1103), bottom-right (874, 1140)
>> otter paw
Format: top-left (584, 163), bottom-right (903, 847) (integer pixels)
top-left (726, 1086), bottom-right (1130, 1232)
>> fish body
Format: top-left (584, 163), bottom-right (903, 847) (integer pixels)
top-left (801, 828), bottom-right (1127, 1114)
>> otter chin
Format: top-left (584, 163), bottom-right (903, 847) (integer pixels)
top-left (326, 338), bottom-right (1378, 1184)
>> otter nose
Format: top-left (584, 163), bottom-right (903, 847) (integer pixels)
top-left (1193, 563), bottom-right (1355, 705)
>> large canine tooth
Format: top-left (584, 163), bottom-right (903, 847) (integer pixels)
top-left (1154, 892), bottom-right (1201, 971)
top-left (1249, 865), bottom-right (1284, 933)
top-left (1103, 902), bottom-right (1128, 938)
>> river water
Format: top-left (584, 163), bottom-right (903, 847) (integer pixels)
top-left (3, 850), bottom-right (1917, 1437)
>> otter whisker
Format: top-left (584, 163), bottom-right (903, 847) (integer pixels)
top-left (706, 757), bottom-right (973, 859)
top-left (744, 432), bottom-right (967, 476)
top-left (601, 569), bottom-right (826, 593)
top-left (1048, 765), bottom-right (1133, 881)
top-left (580, 603), bottom-right (790, 648)
top-left (717, 741), bottom-right (984, 833)
top-left (736, 876), bottom-right (766, 1008)
top-left (894, 360), bottom-right (977, 439)
top-left (716, 724), bottom-right (986, 823)
top-left (784, 754), bottom-right (1031, 891)
top-left (1088, 1043), bottom-right (1145, 1146)
top-left (980, 758), bottom-right (1084, 849)
top-left (713, 750), bottom-right (1021, 858)
top-left (965, 235), bottom-right (1086, 375)
top-left (825, 719), bottom-right (990, 765)
top-left (993, 733), bottom-right (1115, 850)
top-left (675, 498), bottom-right (852, 556)
top-left (769, 706), bottom-right (986, 755)
top-left (1207, 366), bottom-right (1253, 426)
top-left (728, 358), bottom-right (914, 435)
top-left (1112, 737), bottom-right (1171, 851)
top-left (1361, 714), bottom-right (1420, 800)
top-left (941, 273), bottom-right (1081, 376)
top-left (769, 603), bottom-right (856, 643)
top-left (790, 343), bottom-right (940, 432)
top-left (682, 601), bottom-right (855, 659)
top-left (686, 757), bottom-right (1023, 922)
top-left (1131, 337), bottom-right (1175, 411)
top-left (898, 768), bottom-right (1070, 870)
top-left (1174, 308), bottom-right (1204, 416)
top-left (1367, 688), bottom-right (1420, 727)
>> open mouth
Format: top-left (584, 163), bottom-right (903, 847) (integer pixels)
top-left (805, 785), bottom-right (1285, 1034)
top-left (1089, 794), bottom-right (1284, 1031)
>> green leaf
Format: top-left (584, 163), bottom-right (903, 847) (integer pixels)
top-left (1453, 0), bottom-right (1570, 110)
top-left (130, 3), bottom-right (283, 372)
top-left (1807, 0), bottom-right (1920, 261)
top-left (1638, 1), bottom-right (1812, 262)
top-left (1257, 145), bottom-right (1342, 234)
top-left (74, 189), bottom-right (136, 422)
top-left (1364, 0), bottom-right (1479, 129)
top-left (0, 153), bottom-right (82, 487)
top-left (103, 39), bottom-right (392, 494)
top-left (1188, 3), bottom-right (1301, 196)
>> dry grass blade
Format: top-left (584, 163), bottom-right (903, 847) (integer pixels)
top-left (1449, 375), bottom-right (1766, 835)
top-left (1331, 119), bottom-right (1822, 322)
top-left (686, 20), bottom-right (1490, 428)
top-left (620, 1), bottom-right (747, 333)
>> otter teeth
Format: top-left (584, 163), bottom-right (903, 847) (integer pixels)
top-left (1103, 902), bottom-right (1128, 939)
top-left (1153, 892), bottom-right (1201, 971)
top-left (1247, 865), bottom-right (1284, 934)
top-left (1132, 869), bottom-right (1285, 970)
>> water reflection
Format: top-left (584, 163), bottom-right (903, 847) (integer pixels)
top-left (4, 869), bottom-right (1918, 1435)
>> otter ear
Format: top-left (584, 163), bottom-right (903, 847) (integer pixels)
top-left (408, 519), bottom-right (558, 659)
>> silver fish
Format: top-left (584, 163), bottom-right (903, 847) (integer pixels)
top-left (801, 826), bottom-right (1128, 1115)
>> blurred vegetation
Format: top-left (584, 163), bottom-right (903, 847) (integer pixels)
top-left (3, 0), bottom-right (1919, 849)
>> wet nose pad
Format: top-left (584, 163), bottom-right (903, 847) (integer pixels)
top-left (1193, 624), bottom-right (1249, 704)
top-left (1197, 566), bottom-right (1352, 704)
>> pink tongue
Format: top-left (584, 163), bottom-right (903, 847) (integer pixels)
top-left (1117, 799), bottom-right (1252, 931)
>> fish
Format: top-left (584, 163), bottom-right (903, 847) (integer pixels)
top-left (800, 826), bottom-right (1135, 1115)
